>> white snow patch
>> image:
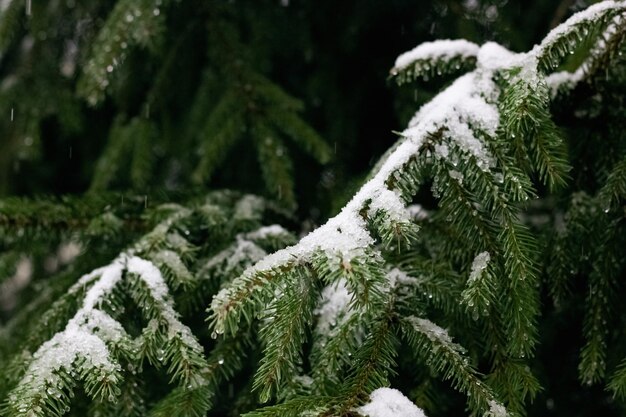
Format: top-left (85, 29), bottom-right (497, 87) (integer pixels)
top-left (203, 238), bottom-right (267, 274)
top-left (127, 256), bottom-right (203, 352)
top-left (386, 268), bottom-right (419, 289)
top-left (394, 39), bottom-right (479, 71)
top-left (434, 143), bottom-right (449, 159)
top-left (357, 387), bottom-right (427, 417)
top-left (58, 242), bottom-right (82, 264)
top-left (488, 399), bottom-right (509, 417)
top-left (368, 188), bottom-right (408, 221)
top-left (476, 42), bottom-right (521, 71)
top-left (293, 374), bottom-right (314, 387)
top-left (315, 279), bottom-right (352, 335)
top-left (469, 251), bottom-right (490, 283)
top-left (407, 204), bottom-right (429, 221)
top-left (402, 72), bottom-right (497, 171)
top-left (18, 254), bottom-right (206, 400)
top-left (545, 11), bottom-right (625, 96)
top-left (82, 259), bottom-right (125, 310)
top-left (18, 323), bottom-right (121, 398)
top-left (245, 225), bottom-right (290, 241)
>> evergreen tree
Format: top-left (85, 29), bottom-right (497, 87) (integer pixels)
top-left (1, 1), bottom-right (626, 417)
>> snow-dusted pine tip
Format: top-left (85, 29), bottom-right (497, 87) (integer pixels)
top-left (401, 71), bottom-right (497, 172)
top-left (393, 39), bottom-right (479, 71)
top-left (126, 256), bottom-right (204, 353)
top-left (534, 0), bottom-right (623, 54)
top-left (357, 387), bottom-right (427, 417)
top-left (469, 251), bottom-right (490, 282)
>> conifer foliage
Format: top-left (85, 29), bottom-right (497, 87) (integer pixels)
top-left (1, 1), bottom-right (626, 417)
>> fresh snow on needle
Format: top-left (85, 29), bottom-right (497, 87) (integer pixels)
top-left (469, 251), bottom-right (490, 282)
top-left (402, 71), bottom-right (497, 172)
top-left (394, 39), bottom-right (479, 70)
top-left (408, 316), bottom-right (454, 346)
top-left (358, 388), bottom-right (427, 417)
top-left (18, 254), bottom-right (205, 399)
top-left (534, 1), bottom-right (620, 54)
top-left (489, 400), bottom-right (509, 417)
top-left (315, 279), bottom-right (352, 335)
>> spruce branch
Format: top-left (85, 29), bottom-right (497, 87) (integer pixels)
top-left (390, 39), bottom-right (480, 85)
top-left (401, 316), bottom-right (508, 417)
top-left (253, 268), bottom-right (318, 403)
top-left (77, 0), bottom-right (170, 105)
top-left (534, 1), bottom-right (626, 73)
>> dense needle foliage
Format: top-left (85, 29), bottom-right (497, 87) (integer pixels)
top-left (0, 1), bottom-right (625, 417)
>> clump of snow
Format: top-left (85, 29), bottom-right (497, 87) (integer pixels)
top-left (545, 10), bottom-right (625, 96)
top-left (357, 387), bottom-right (427, 417)
top-left (368, 188), bottom-right (409, 222)
top-left (407, 204), bottom-right (429, 221)
top-left (488, 399), bottom-right (509, 417)
top-left (402, 72), bottom-right (497, 171)
top-left (469, 251), bottom-right (490, 283)
top-left (394, 39), bottom-right (479, 71)
top-left (82, 259), bottom-right (125, 310)
top-left (17, 323), bottom-right (121, 399)
top-left (233, 240), bottom-right (267, 270)
top-left (293, 374), bottom-right (314, 387)
top-left (476, 42), bottom-right (521, 71)
top-left (58, 242), bottom-right (82, 264)
top-left (386, 268), bottom-right (419, 289)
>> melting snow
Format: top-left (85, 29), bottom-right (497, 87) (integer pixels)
top-left (407, 316), bottom-right (453, 346)
top-left (469, 251), bottom-right (490, 282)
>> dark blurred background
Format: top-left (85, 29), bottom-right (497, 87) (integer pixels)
top-left (0, 0), bottom-right (580, 217)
